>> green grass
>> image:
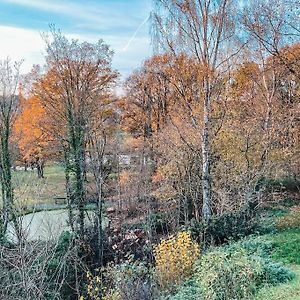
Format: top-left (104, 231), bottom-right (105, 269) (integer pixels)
top-left (270, 229), bottom-right (300, 264)
top-left (13, 163), bottom-right (66, 206)
top-left (250, 225), bottom-right (300, 299)
top-left (250, 227), bottom-right (300, 265)
top-left (253, 264), bottom-right (300, 300)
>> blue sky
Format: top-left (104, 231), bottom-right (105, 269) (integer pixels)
top-left (0, 0), bottom-right (152, 78)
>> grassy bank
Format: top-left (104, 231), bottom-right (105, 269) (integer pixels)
top-left (252, 228), bottom-right (300, 299)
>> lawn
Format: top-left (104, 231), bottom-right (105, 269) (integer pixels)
top-left (252, 227), bottom-right (300, 299)
top-left (12, 163), bottom-right (66, 207)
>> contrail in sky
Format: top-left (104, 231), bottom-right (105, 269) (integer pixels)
top-left (122, 15), bottom-right (150, 51)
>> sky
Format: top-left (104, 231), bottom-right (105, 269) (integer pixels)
top-left (0, 0), bottom-right (152, 79)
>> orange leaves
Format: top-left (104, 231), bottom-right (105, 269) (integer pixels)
top-left (14, 93), bottom-right (53, 164)
top-left (119, 170), bottom-right (131, 188)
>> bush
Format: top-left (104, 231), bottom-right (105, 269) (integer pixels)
top-left (46, 230), bottom-right (79, 300)
top-left (262, 259), bottom-right (294, 285)
top-left (82, 258), bottom-right (153, 300)
top-left (190, 204), bottom-right (257, 247)
top-left (278, 198), bottom-right (299, 208)
top-left (195, 249), bottom-right (264, 300)
top-left (165, 279), bottom-right (202, 300)
top-left (162, 235), bottom-right (294, 300)
top-left (227, 237), bottom-right (294, 285)
top-left (231, 237), bottom-right (274, 257)
top-left (108, 258), bottom-right (153, 300)
top-left (154, 231), bottom-right (200, 289)
top-left (264, 177), bottom-right (300, 193)
top-left (254, 207), bottom-right (288, 235)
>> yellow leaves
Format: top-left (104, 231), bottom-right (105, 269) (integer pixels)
top-left (82, 269), bottom-right (121, 300)
top-left (154, 231), bottom-right (200, 289)
top-left (83, 270), bottom-right (102, 299)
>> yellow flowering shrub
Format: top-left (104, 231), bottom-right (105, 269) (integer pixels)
top-left (80, 270), bottom-right (120, 300)
top-left (154, 231), bottom-right (200, 289)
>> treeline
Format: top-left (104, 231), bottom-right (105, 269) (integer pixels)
top-left (121, 0), bottom-right (300, 224)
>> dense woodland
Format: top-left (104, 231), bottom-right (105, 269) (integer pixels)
top-left (1, 0), bottom-right (300, 299)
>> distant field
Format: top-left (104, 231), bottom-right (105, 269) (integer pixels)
top-left (12, 163), bottom-right (66, 207)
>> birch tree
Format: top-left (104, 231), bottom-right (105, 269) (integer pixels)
top-left (153, 0), bottom-right (236, 221)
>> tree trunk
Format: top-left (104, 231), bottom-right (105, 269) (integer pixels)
top-left (73, 131), bottom-right (86, 237)
top-left (64, 149), bottom-right (75, 232)
top-left (36, 159), bottom-right (44, 179)
top-left (68, 117), bottom-right (86, 237)
top-left (96, 174), bottom-right (104, 265)
top-left (1, 124), bottom-right (20, 240)
top-left (202, 86), bottom-right (212, 222)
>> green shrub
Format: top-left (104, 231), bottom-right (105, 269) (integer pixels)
top-left (190, 204), bottom-right (257, 247)
top-left (262, 259), bottom-right (294, 284)
top-left (278, 198), bottom-right (299, 208)
top-left (145, 212), bottom-right (171, 235)
top-left (264, 177), bottom-right (300, 193)
top-left (227, 237), bottom-right (294, 285)
top-left (46, 231), bottom-right (78, 300)
top-left (254, 207), bottom-right (288, 235)
top-left (166, 279), bottom-right (202, 300)
top-left (162, 235), bottom-right (295, 300)
top-left (47, 231), bottom-right (73, 271)
top-left (226, 236), bottom-right (274, 258)
top-left (195, 249), bottom-right (264, 300)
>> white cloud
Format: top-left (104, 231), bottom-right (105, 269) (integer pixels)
top-left (0, 25), bottom-right (151, 78)
top-left (1, 0), bottom-right (152, 77)
top-left (0, 26), bottom-right (44, 73)
top-left (5, 0), bottom-right (68, 12)
top-left (4, 0), bottom-right (100, 22)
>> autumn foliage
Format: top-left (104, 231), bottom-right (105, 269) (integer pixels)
top-left (14, 94), bottom-right (53, 177)
top-left (154, 231), bottom-right (200, 289)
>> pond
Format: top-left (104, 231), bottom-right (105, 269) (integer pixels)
top-left (6, 209), bottom-right (103, 242)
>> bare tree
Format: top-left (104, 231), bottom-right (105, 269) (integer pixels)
top-left (242, 0), bottom-right (300, 79)
top-left (0, 234), bottom-right (86, 300)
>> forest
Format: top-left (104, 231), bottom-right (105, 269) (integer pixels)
top-left (1, 0), bottom-right (300, 299)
